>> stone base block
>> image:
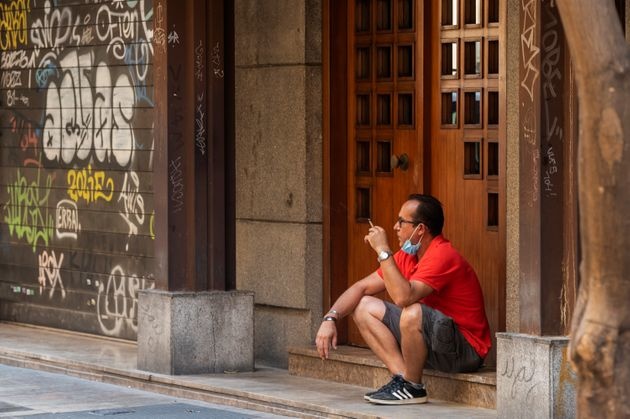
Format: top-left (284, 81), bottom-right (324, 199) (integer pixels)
top-left (137, 290), bottom-right (254, 375)
top-left (497, 333), bottom-right (577, 418)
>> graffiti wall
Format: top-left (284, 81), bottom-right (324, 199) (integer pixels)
top-left (0, 0), bottom-right (155, 340)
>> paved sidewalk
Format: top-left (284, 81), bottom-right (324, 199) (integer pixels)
top-left (0, 322), bottom-right (496, 419)
top-left (0, 364), bottom-right (288, 418)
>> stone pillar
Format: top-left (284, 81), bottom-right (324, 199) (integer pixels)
top-left (497, 333), bottom-right (577, 418)
top-left (137, 289), bottom-right (254, 375)
top-left (234, 0), bottom-right (323, 367)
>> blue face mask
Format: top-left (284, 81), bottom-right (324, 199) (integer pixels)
top-left (401, 224), bottom-right (423, 255)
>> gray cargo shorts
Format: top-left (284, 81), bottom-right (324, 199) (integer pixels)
top-left (381, 301), bottom-right (483, 373)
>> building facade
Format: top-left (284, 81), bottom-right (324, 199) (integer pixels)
top-left (0, 0), bottom-right (628, 390)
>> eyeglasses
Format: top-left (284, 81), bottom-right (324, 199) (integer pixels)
top-left (396, 217), bottom-right (418, 227)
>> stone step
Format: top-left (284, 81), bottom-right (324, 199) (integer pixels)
top-left (288, 345), bottom-right (496, 409)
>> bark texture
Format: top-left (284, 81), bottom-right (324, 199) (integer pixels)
top-left (555, 1), bottom-right (630, 417)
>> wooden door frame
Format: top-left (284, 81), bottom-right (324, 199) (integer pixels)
top-left (323, 0), bottom-right (350, 342)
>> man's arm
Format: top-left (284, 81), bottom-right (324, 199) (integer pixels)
top-left (315, 272), bottom-right (385, 359)
top-left (325, 272), bottom-right (386, 318)
top-left (379, 257), bottom-right (434, 306)
top-left (364, 225), bottom-right (434, 306)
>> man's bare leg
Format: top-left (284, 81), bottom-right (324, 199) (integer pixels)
top-left (400, 303), bottom-right (427, 384)
top-left (352, 296), bottom-right (406, 375)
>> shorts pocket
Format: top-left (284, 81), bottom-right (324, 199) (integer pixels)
top-left (431, 317), bottom-right (457, 354)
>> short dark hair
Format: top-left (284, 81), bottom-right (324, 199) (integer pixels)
top-left (408, 194), bottom-right (444, 236)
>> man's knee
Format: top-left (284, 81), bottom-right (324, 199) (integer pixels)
top-left (400, 303), bottom-right (423, 332)
top-left (352, 296), bottom-right (385, 324)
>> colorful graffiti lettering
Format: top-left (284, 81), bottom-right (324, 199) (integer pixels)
top-left (10, 115), bottom-right (41, 167)
top-left (67, 165), bottom-right (115, 203)
top-left (0, 0), bottom-right (156, 341)
top-left (0, 0), bottom-right (30, 51)
top-left (149, 211), bottom-right (155, 240)
top-left (4, 168), bottom-right (55, 252)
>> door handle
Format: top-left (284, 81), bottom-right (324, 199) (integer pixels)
top-left (390, 153), bottom-right (409, 171)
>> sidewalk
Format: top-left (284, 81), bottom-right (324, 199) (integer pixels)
top-left (0, 322), bottom-right (496, 419)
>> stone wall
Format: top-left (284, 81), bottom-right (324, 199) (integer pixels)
top-left (234, 0), bottom-right (323, 367)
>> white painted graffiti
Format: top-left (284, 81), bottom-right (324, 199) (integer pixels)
top-left (169, 156), bottom-right (184, 213)
top-left (520, 0), bottom-right (540, 101)
top-left (55, 199), bottom-right (81, 240)
top-left (168, 29), bottom-right (179, 46)
top-left (0, 49), bottom-right (37, 70)
top-left (30, 1), bottom-right (80, 58)
top-left (96, 266), bottom-right (154, 337)
top-left (95, 0), bottom-right (154, 63)
top-left (194, 40), bottom-right (204, 81)
top-left (42, 50), bottom-right (136, 167)
top-left (5, 89), bottom-right (29, 107)
top-left (1, 70), bottom-right (21, 88)
top-left (195, 94), bottom-right (207, 155)
top-left (38, 249), bottom-right (66, 299)
top-left (118, 171), bottom-right (145, 250)
top-left (152, 2), bottom-right (166, 53)
top-left (211, 41), bottom-right (224, 78)
top-left (80, 15), bottom-right (95, 46)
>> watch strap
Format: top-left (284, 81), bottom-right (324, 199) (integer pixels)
top-left (377, 250), bottom-right (393, 262)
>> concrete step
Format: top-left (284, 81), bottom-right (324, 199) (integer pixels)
top-left (288, 346), bottom-right (496, 409)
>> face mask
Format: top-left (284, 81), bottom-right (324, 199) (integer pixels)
top-left (401, 224), bottom-right (423, 255)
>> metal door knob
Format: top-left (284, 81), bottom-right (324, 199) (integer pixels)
top-left (390, 153), bottom-right (409, 171)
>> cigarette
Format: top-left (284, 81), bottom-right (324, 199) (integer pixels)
top-left (368, 219), bottom-right (374, 228)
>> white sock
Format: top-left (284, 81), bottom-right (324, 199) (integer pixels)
top-left (403, 377), bottom-right (424, 388)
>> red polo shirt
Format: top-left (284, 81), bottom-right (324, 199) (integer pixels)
top-left (378, 235), bottom-right (492, 358)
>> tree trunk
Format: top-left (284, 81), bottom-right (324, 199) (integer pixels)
top-left (554, 1), bottom-right (630, 417)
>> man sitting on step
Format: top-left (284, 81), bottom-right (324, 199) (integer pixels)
top-left (315, 194), bottom-right (491, 405)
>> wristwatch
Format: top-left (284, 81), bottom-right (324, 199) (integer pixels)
top-left (377, 250), bottom-right (393, 263)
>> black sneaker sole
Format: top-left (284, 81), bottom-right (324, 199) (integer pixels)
top-left (366, 395), bottom-right (428, 405)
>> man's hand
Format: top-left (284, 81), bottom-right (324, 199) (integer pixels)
top-left (364, 225), bottom-right (390, 253)
top-left (315, 320), bottom-right (338, 359)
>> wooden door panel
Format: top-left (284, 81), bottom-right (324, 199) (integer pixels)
top-left (346, 0), bottom-right (424, 345)
top-left (428, 0), bottom-right (505, 364)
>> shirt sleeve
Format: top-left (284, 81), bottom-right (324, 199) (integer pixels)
top-left (409, 246), bottom-right (459, 292)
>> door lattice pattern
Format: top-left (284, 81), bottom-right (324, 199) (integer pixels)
top-left (440, 0), bottom-right (501, 229)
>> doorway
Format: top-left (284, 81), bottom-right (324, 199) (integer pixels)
top-left (325, 0), bottom-right (506, 360)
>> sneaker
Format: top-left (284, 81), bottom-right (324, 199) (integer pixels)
top-left (366, 375), bottom-right (428, 405)
top-left (363, 377), bottom-right (398, 401)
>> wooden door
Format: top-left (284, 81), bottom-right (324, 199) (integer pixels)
top-left (345, 0), bottom-right (425, 344)
top-left (330, 0), bottom-right (505, 353)
top-left (427, 0), bottom-right (505, 362)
